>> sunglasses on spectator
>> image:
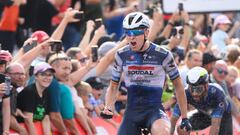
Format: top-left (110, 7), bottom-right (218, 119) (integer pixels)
top-left (125, 29), bottom-right (145, 36)
top-left (8, 72), bottom-right (25, 76)
top-left (79, 57), bottom-right (89, 63)
top-left (189, 85), bottom-right (205, 94)
top-left (38, 72), bottom-right (54, 77)
top-left (216, 68), bottom-right (228, 75)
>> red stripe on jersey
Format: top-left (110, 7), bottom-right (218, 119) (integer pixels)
top-left (128, 66), bottom-right (154, 70)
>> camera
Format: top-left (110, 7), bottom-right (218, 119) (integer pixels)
top-left (4, 76), bottom-right (11, 96)
top-left (50, 40), bottom-right (63, 53)
top-left (91, 45), bottom-right (98, 62)
top-left (74, 11), bottom-right (84, 20)
top-left (95, 18), bottom-right (103, 29)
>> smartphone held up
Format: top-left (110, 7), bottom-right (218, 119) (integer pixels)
top-left (91, 45), bottom-right (98, 62)
top-left (4, 76), bottom-right (11, 96)
top-left (74, 11), bottom-right (84, 20)
top-left (95, 18), bottom-right (103, 29)
top-left (49, 40), bottom-right (63, 53)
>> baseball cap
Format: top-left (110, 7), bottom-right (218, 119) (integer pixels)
top-left (214, 15), bottom-right (231, 27)
top-left (0, 50), bottom-right (12, 63)
top-left (31, 30), bottom-right (50, 43)
top-left (34, 62), bottom-right (55, 75)
top-left (85, 77), bottom-right (105, 90)
top-left (202, 52), bottom-right (220, 66)
top-left (98, 41), bottom-right (117, 57)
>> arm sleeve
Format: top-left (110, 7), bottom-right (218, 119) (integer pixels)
top-left (162, 51), bottom-right (180, 80)
top-left (111, 52), bottom-right (123, 83)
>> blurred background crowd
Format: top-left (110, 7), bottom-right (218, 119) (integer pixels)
top-left (0, 0), bottom-right (239, 134)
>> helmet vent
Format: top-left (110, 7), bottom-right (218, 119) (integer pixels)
top-left (135, 16), bottom-right (143, 24)
top-left (128, 16), bottom-right (135, 26)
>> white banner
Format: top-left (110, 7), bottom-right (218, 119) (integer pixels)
top-left (162, 0), bottom-right (240, 13)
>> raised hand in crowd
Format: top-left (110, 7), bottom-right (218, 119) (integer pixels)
top-left (51, 8), bottom-right (82, 41)
top-left (160, 11), bottom-right (180, 39)
top-left (14, 38), bottom-right (54, 69)
top-left (78, 20), bottom-right (95, 50)
top-left (63, 8), bottom-right (81, 23)
top-left (148, 5), bottom-right (164, 41)
top-left (180, 10), bottom-right (191, 51)
top-left (83, 25), bottom-right (107, 56)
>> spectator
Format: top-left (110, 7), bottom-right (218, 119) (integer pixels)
top-left (82, 41), bottom-right (117, 84)
top-left (86, 77), bottom-right (119, 129)
top-left (103, 0), bottom-right (137, 40)
top-left (66, 47), bottom-right (82, 60)
top-left (17, 62), bottom-right (54, 135)
top-left (226, 44), bottom-right (240, 65)
top-left (48, 52), bottom-right (96, 135)
top-left (71, 59), bottom-right (97, 134)
top-left (202, 52), bottom-right (220, 74)
top-left (5, 63), bottom-right (27, 135)
top-left (74, 81), bottom-right (93, 114)
top-left (211, 14), bottom-right (232, 57)
top-left (226, 66), bottom-right (239, 98)
top-left (179, 49), bottom-right (203, 87)
top-left (48, 53), bottom-right (80, 135)
top-left (210, 60), bottom-right (229, 94)
top-left (0, 0), bottom-right (26, 53)
top-left (210, 60), bottom-right (240, 123)
top-left (20, 0), bottom-right (58, 35)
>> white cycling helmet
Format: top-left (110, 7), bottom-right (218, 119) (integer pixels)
top-left (187, 67), bottom-right (209, 86)
top-left (123, 12), bottom-right (150, 30)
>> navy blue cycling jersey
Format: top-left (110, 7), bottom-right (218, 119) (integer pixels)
top-left (173, 83), bottom-right (231, 118)
top-left (112, 43), bottom-right (179, 108)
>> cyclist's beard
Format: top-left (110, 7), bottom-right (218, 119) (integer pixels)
top-left (192, 86), bottom-right (208, 102)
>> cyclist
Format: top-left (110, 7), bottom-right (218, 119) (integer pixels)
top-left (170, 67), bottom-right (232, 135)
top-left (101, 12), bottom-right (191, 135)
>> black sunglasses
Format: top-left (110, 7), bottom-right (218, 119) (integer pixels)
top-left (79, 57), bottom-right (89, 63)
top-left (189, 85), bottom-right (205, 94)
top-left (216, 68), bottom-right (228, 75)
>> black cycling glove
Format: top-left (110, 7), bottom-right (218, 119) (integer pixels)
top-left (180, 118), bottom-right (192, 131)
top-left (100, 109), bottom-right (113, 119)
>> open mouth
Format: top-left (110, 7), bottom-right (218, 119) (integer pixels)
top-left (130, 42), bottom-right (137, 46)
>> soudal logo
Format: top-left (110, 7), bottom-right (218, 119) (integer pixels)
top-left (128, 66), bottom-right (154, 75)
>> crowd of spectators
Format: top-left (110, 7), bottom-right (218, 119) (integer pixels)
top-left (0, 0), bottom-right (239, 134)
